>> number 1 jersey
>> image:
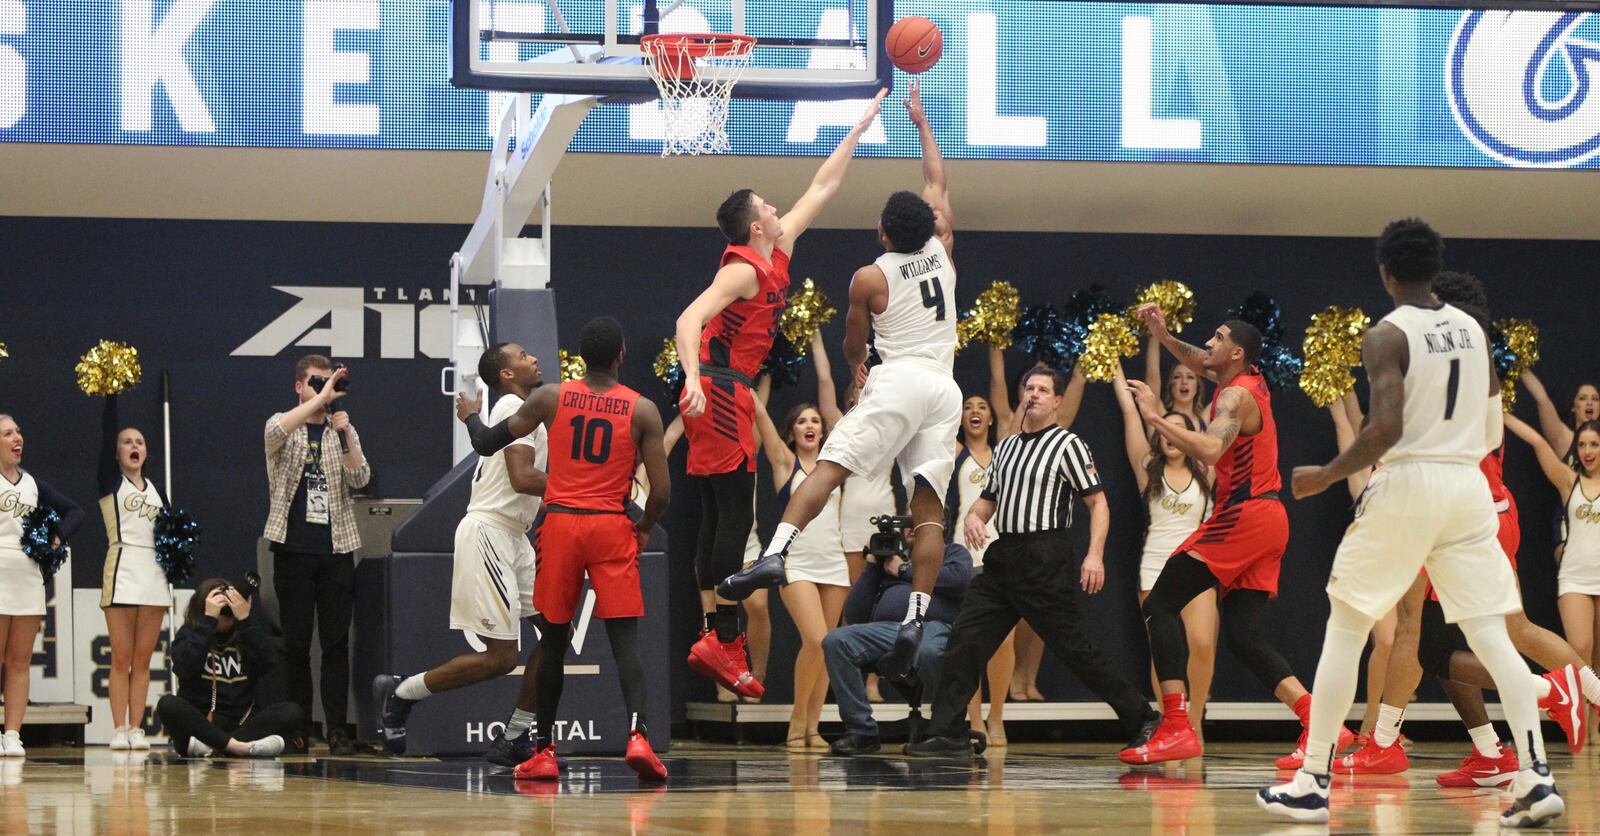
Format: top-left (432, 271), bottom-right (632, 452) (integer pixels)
top-left (871, 236), bottom-right (957, 372)
top-left (543, 379), bottom-right (640, 513)
top-left (1378, 302), bottom-right (1493, 467)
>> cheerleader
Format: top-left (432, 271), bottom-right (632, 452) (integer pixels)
top-left (1507, 415), bottom-right (1600, 670)
top-left (1111, 365), bottom-right (1215, 732)
top-left (1145, 337), bottom-right (1210, 429)
top-left (988, 346), bottom-right (1085, 701)
top-left (0, 413), bottom-right (85, 757)
top-left (753, 375), bottom-right (847, 751)
top-left (949, 394), bottom-right (1014, 746)
top-left (97, 395), bottom-right (174, 751)
top-left (1520, 371), bottom-right (1600, 468)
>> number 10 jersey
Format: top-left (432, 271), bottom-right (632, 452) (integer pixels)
top-left (543, 379), bottom-right (640, 513)
top-left (872, 236), bottom-right (957, 373)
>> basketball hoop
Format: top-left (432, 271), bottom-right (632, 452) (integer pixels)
top-left (640, 33), bottom-right (756, 156)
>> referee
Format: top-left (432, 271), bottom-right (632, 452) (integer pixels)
top-left (907, 366), bottom-right (1159, 755)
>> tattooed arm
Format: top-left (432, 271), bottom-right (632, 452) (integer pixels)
top-left (1128, 379), bottom-right (1248, 467)
top-left (1137, 303), bottom-right (1219, 383)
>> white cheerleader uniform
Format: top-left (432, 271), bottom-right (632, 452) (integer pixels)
top-left (1138, 474), bottom-right (1210, 592)
top-left (1558, 477), bottom-right (1600, 597)
top-left (99, 475), bottom-right (170, 607)
top-left (840, 468), bottom-right (895, 555)
top-left (779, 461), bottom-right (847, 587)
top-left (0, 472), bottom-right (47, 616)
top-left (950, 447), bottom-right (999, 568)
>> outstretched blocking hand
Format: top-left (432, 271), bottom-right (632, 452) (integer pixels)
top-left (855, 88), bottom-right (888, 132)
top-left (902, 79), bottom-right (926, 126)
top-left (1137, 303), bottom-right (1169, 341)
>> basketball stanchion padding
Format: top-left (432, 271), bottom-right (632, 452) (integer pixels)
top-left (886, 16), bottom-right (942, 75)
top-left (640, 33), bottom-right (757, 156)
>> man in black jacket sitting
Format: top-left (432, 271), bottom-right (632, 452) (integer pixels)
top-left (822, 531), bottom-right (972, 755)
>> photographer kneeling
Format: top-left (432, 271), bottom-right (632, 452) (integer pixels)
top-left (157, 578), bottom-right (305, 758)
top-left (821, 517), bottom-right (972, 755)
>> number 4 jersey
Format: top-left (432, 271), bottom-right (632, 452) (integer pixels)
top-left (872, 236), bottom-right (957, 373)
top-left (543, 379), bottom-right (640, 513)
top-left (1378, 302), bottom-right (1494, 466)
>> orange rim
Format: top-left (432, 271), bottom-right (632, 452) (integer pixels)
top-left (641, 33), bottom-right (755, 80)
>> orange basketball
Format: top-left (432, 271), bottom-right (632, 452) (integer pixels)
top-left (886, 16), bottom-right (942, 75)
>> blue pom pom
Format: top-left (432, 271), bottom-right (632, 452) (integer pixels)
top-left (1012, 304), bottom-right (1077, 369)
top-left (762, 333), bottom-right (806, 389)
top-left (663, 362), bottom-right (685, 406)
top-left (1258, 344), bottom-right (1304, 392)
top-left (1230, 291), bottom-right (1286, 347)
top-left (1489, 324), bottom-right (1516, 379)
top-left (154, 507), bottom-right (200, 585)
top-left (20, 507), bottom-right (68, 581)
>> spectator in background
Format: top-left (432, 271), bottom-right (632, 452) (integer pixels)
top-left (158, 578), bottom-right (304, 758)
top-left (263, 355), bottom-right (370, 755)
top-left (822, 527), bottom-right (972, 755)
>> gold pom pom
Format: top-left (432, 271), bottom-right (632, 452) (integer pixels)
top-left (957, 281), bottom-right (1020, 351)
top-left (559, 349), bottom-right (587, 383)
top-left (653, 338), bottom-right (679, 383)
top-left (1078, 313), bottom-right (1140, 382)
top-left (780, 279), bottom-right (837, 353)
top-left (1128, 280), bottom-right (1196, 337)
top-left (0, 341), bottom-right (8, 360)
top-left (1495, 318), bottom-right (1541, 411)
top-left (75, 340), bottom-right (142, 396)
top-left (1298, 306), bottom-right (1369, 407)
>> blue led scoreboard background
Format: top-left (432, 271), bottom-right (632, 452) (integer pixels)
top-left (2, 3), bottom-right (1599, 166)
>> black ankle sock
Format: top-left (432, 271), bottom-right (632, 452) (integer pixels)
top-left (703, 611), bottom-right (717, 634)
top-left (714, 605), bottom-right (740, 643)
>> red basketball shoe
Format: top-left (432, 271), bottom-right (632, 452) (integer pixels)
top-left (1119, 717), bottom-right (1202, 765)
top-left (687, 630), bottom-right (764, 700)
top-left (1435, 748), bottom-right (1518, 788)
top-left (1539, 664), bottom-right (1587, 753)
top-left (1335, 737), bottom-right (1410, 775)
top-left (513, 744), bottom-right (560, 781)
top-left (1277, 721), bottom-right (1357, 770)
top-left (624, 730), bottom-right (667, 781)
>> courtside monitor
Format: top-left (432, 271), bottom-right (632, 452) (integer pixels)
top-left (452, 0), bottom-right (893, 100)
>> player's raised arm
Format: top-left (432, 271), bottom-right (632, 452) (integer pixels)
top-left (675, 261), bottom-right (761, 416)
top-left (459, 382), bottom-right (557, 456)
top-left (778, 89), bottom-right (888, 253)
top-left (1139, 304), bottom-right (1218, 383)
top-left (632, 397), bottom-right (671, 544)
top-left (1291, 323), bottom-right (1407, 499)
top-left (903, 80), bottom-right (953, 255)
top-left (1131, 379), bottom-right (1250, 468)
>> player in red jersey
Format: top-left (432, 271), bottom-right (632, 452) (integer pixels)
top-left (674, 89), bottom-right (887, 698)
top-left (1119, 308), bottom-right (1352, 767)
top-left (458, 317), bottom-right (671, 782)
top-left (1336, 272), bottom-right (1595, 784)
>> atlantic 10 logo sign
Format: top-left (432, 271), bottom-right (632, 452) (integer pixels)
top-left (1448, 11), bottom-right (1600, 168)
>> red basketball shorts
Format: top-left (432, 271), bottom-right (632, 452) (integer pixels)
top-left (533, 511), bottom-right (642, 624)
top-left (1174, 497), bottom-right (1289, 596)
top-left (683, 374), bottom-right (756, 476)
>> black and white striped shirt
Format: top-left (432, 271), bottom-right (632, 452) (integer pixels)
top-left (981, 425), bottom-right (1103, 534)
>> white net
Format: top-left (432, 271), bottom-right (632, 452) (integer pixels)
top-left (641, 34), bottom-right (755, 156)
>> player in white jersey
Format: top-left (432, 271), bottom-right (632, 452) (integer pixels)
top-left (721, 80), bottom-right (961, 678)
top-left (375, 344), bottom-right (549, 765)
top-left (1260, 220), bottom-right (1563, 827)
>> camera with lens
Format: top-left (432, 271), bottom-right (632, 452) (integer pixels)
top-left (307, 363), bottom-right (350, 394)
top-left (865, 515), bottom-right (914, 563)
top-left (220, 571), bottom-right (261, 619)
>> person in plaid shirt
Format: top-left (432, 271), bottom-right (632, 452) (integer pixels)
top-left (264, 354), bottom-right (370, 755)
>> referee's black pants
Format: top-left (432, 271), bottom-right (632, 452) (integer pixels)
top-left (927, 530), bottom-right (1154, 740)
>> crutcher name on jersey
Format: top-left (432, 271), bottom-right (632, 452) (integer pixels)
top-left (561, 389), bottom-right (634, 417)
top-left (896, 252), bottom-right (944, 281)
top-left (1422, 327), bottom-right (1475, 355)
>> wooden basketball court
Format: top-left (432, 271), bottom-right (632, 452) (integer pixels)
top-left (5, 741), bottom-right (1596, 833)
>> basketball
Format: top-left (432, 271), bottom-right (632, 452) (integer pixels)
top-left (886, 17), bottom-right (942, 75)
